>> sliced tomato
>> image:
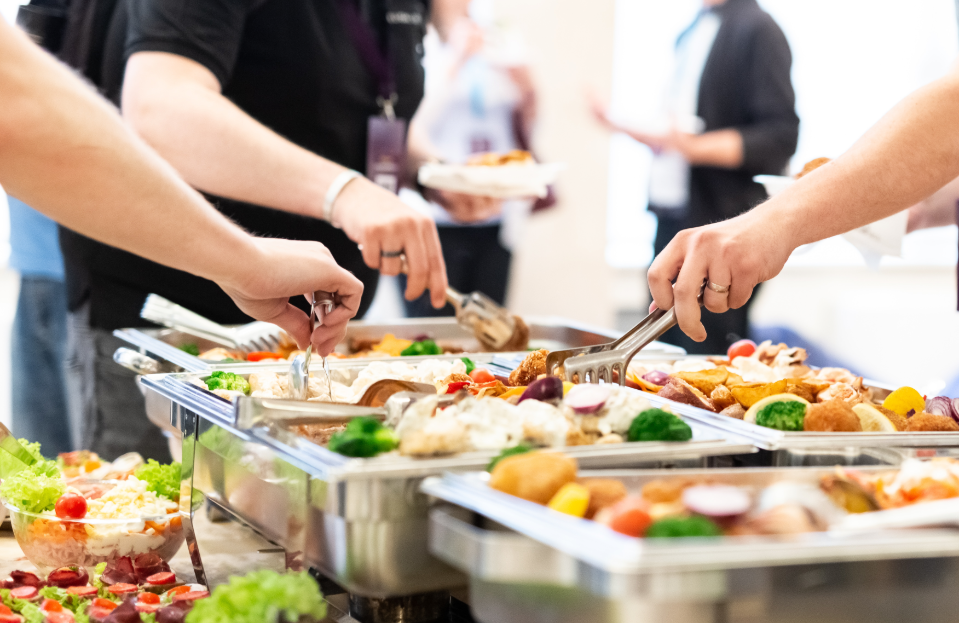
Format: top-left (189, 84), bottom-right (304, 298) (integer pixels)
top-left (0, 614), bottom-right (20, 623)
top-left (92, 599), bottom-right (119, 611)
top-left (107, 583), bottom-right (137, 595)
top-left (10, 586), bottom-right (38, 600)
top-left (0, 605), bottom-right (12, 615)
top-left (445, 381), bottom-right (471, 394)
top-left (65, 586), bottom-right (98, 598)
top-left (135, 603), bottom-right (159, 614)
top-left (245, 351), bottom-right (282, 362)
top-left (86, 607), bottom-right (113, 621)
top-left (145, 572), bottom-right (176, 586)
top-left (45, 612), bottom-right (74, 623)
top-left (172, 591), bottom-right (210, 602)
top-left (137, 592), bottom-right (160, 605)
top-left (40, 600), bottom-right (63, 613)
top-left (469, 368), bottom-right (495, 384)
top-left (164, 586), bottom-right (191, 599)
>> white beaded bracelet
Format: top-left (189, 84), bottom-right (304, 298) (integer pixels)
top-left (323, 170), bottom-right (363, 227)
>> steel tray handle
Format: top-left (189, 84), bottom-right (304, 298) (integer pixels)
top-left (428, 504), bottom-right (577, 586)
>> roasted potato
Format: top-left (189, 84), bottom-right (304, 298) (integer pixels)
top-left (709, 384), bottom-right (738, 411)
top-left (674, 368), bottom-right (729, 396)
top-left (657, 378), bottom-right (717, 412)
top-left (730, 380), bottom-right (788, 408)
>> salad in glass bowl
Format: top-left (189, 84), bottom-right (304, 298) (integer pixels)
top-left (1, 458), bottom-right (184, 571)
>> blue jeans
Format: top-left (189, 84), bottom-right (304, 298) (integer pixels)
top-left (11, 276), bottom-right (72, 454)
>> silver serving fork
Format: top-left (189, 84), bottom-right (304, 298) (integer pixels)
top-left (549, 286), bottom-right (704, 385)
top-left (141, 294), bottom-right (283, 354)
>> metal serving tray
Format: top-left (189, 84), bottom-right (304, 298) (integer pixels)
top-left (141, 368), bottom-right (754, 598)
top-left (115, 316), bottom-right (686, 372)
top-left (423, 466), bottom-right (959, 623)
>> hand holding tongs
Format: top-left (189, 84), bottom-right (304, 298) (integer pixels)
top-left (547, 283), bottom-right (705, 385)
top-left (290, 291), bottom-right (337, 401)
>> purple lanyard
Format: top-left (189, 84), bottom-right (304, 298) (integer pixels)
top-left (337, 0), bottom-right (397, 115)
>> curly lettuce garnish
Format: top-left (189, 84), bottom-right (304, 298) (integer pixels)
top-left (185, 570), bottom-right (325, 623)
top-left (134, 459), bottom-right (182, 502)
top-left (0, 460), bottom-right (65, 513)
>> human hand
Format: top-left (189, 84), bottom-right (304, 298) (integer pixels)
top-left (430, 189), bottom-right (503, 223)
top-left (647, 209), bottom-right (796, 342)
top-left (219, 238), bottom-right (364, 356)
top-left (334, 177), bottom-right (448, 308)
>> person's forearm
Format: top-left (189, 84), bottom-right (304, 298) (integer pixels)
top-left (678, 129), bottom-right (743, 168)
top-left (0, 22), bottom-right (260, 287)
top-left (754, 70), bottom-right (959, 249)
top-left (907, 174), bottom-right (959, 232)
top-left (123, 52), bottom-right (345, 219)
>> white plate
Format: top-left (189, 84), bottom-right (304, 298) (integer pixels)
top-left (418, 162), bottom-right (565, 199)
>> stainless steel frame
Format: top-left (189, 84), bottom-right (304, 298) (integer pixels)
top-left (423, 466), bottom-right (959, 623)
top-left (141, 369), bottom-right (754, 598)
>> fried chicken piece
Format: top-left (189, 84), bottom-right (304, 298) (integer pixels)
top-left (720, 403), bottom-right (746, 420)
top-left (795, 157), bottom-right (831, 179)
top-left (754, 341), bottom-right (787, 365)
top-left (489, 452), bottom-right (577, 504)
top-left (876, 405), bottom-right (908, 431)
top-left (657, 377), bottom-right (717, 412)
top-left (580, 478), bottom-right (628, 519)
top-left (709, 384), bottom-right (737, 410)
top-left (817, 382), bottom-right (862, 405)
top-left (785, 379), bottom-right (816, 403)
top-left (509, 349), bottom-right (548, 386)
top-left (641, 478), bottom-right (694, 504)
top-left (804, 399), bottom-right (863, 432)
top-left (439, 373), bottom-right (472, 388)
top-left (905, 412), bottom-right (959, 432)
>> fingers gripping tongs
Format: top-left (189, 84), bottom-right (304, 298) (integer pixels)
top-left (547, 285), bottom-right (704, 385)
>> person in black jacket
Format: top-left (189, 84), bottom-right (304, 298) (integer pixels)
top-left (594, 0), bottom-right (798, 355)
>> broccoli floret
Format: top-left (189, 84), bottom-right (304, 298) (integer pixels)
top-left (755, 400), bottom-right (806, 431)
top-left (627, 409), bottom-right (693, 442)
top-left (327, 417), bottom-right (398, 458)
top-left (178, 343), bottom-right (200, 356)
top-left (204, 371), bottom-right (251, 395)
top-left (646, 516), bottom-right (722, 539)
top-left (487, 443), bottom-right (534, 472)
top-left (400, 339), bottom-right (442, 357)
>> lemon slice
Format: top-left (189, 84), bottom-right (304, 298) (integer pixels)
top-left (851, 403), bottom-right (898, 432)
top-left (744, 393), bottom-right (810, 424)
top-left (882, 386), bottom-right (926, 417)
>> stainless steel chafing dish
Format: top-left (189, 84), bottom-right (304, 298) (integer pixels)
top-left (423, 466), bottom-right (959, 623)
top-left (115, 316), bottom-right (686, 372)
top-left (140, 366), bottom-right (754, 600)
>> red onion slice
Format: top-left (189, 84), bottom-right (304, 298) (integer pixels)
top-left (926, 396), bottom-right (957, 421)
top-left (565, 384), bottom-right (612, 414)
top-left (682, 485), bottom-right (751, 519)
top-left (642, 370), bottom-right (670, 386)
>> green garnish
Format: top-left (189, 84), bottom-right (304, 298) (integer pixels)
top-left (461, 357), bottom-right (476, 375)
top-left (327, 417), bottom-right (398, 458)
top-left (627, 409), bottom-right (693, 442)
top-left (204, 371), bottom-right (251, 395)
top-left (755, 400), bottom-right (806, 431)
top-left (646, 516), bottom-right (722, 539)
top-left (134, 459), bottom-right (182, 502)
top-left (400, 339), bottom-right (442, 357)
top-left (2, 588), bottom-right (48, 622)
top-left (179, 343), bottom-right (201, 356)
top-left (487, 443), bottom-right (534, 472)
top-left (0, 460), bottom-right (65, 513)
top-left (185, 570), bottom-right (326, 623)
top-left (0, 438), bottom-right (43, 479)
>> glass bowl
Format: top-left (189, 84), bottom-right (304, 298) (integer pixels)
top-left (4, 502), bottom-right (185, 572)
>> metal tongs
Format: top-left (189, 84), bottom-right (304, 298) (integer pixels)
top-left (396, 254), bottom-right (516, 349)
top-left (290, 292), bottom-right (337, 401)
top-left (548, 284), bottom-right (705, 385)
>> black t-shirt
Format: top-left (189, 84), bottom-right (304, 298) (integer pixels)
top-left (60, 0), bottom-right (429, 330)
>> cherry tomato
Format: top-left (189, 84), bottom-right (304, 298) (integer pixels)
top-left (609, 506), bottom-right (652, 537)
top-left (469, 368), bottom-right (495, 384)
top-left (40, 600), bottom-right (63, 613)
top-left (138, 592), bottom-right (160, 605)
top-left (46, 612), bottom-right (74, 623)
top-left (245, 351), bottom-right (282, 362)
top-left (726, 339), bottom-right (757, 361)
top-left (92, 599), bottom-right (118, 611)
top-left (54, 494), bottom-right (87, 520)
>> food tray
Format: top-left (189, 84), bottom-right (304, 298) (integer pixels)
top-left (423, 466), bottom-right (959, 623)
top-left (140, 368), bottom-right (754, 598)
top-left (115, 316), bottom-right (685, 372)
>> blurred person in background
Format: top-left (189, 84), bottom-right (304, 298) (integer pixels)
top-left (593, 0), bottom-right (798, 355)
top-left (7, 198), bottom-right (71, 455)
top-left (403, 0), bottom-right (545, 316)
top-left (56, 0), bottom-right (448, 460)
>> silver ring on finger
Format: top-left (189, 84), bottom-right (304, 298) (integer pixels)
top-left (706, 281), bottom-right (730, 295)
top-left (380, 249), bottom-right (404, 258)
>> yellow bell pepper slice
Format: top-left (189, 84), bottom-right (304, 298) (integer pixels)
top-left (547, 482), bottom-right (590, 518)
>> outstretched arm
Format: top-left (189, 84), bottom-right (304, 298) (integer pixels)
top-left (0, 21), bottom-right (362, 352)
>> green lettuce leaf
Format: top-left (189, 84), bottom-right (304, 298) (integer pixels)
top-left (185, 570), bottom-right (325, 623)
top-left (0, 438), bottom-right (43, 479)
top-left (0, 459), bottom-right (66, 513)
top-left (134, 459), bottom-right (182, 502)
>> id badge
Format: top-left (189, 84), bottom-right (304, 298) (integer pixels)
top-left (367, 115), bottom-right (408, 194)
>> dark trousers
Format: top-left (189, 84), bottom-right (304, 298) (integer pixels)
top-left (403, 224), bottom-right (512, 317)
top-left (651, 210), bottom-right (758, 356)
top-left (12, 276), bottom-right (72, 455)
